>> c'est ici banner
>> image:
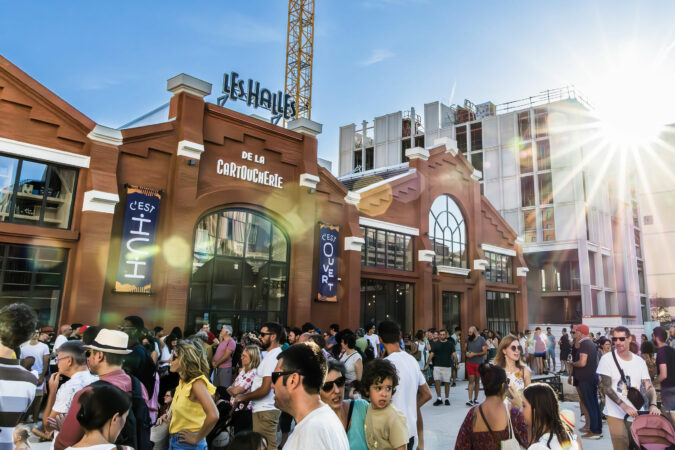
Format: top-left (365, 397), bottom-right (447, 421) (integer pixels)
top-left (317, 223), bottom-right (339, 302)
top-left (114, 185), bottom-right (162, 294)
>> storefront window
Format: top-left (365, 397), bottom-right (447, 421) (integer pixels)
top-left (0, 243), bottom-right (68, 327)
top-left (189, 209), bottom-right (289, 335)
top-left (442, 292), bottom-right (461, 332)
top-left (361, 279), bottom-right (414, 336)
top-left (486, 291), bottom-right (516, 337)
top-left (0, 154), bottom-right (78, 229)
top-left (360, 226), bottom-right (413, 271)
top-left (429, 195), bottom-right (467, 268)
top-left (484, 251), bottom-right (513, 284)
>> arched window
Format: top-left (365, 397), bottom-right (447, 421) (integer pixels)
top-left (189, 209), bottom-right (289, 334)
top-left (429, 195), bottom-right (467, 268)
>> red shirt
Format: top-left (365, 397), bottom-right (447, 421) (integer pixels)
top-left (54, 368), bottom-right (149, 450)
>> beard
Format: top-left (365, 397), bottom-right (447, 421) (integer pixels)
top-left (468, 333), bottom-right (476, 341)
top-left (262, 338), bottom-right (272, 350)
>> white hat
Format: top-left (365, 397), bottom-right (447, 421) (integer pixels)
top-left (84, 329), bottom-right (132, 355)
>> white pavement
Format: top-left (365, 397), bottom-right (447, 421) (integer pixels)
top-left (28, 378), bottom-right (612, 450)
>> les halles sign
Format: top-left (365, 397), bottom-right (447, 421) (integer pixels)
top-left (217, 71), bottom-right (296, 124)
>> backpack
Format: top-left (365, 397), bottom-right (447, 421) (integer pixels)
top-left (363, 340), bottom-right (375, 362)
top-left (92, 375), bottom-right (151, 450)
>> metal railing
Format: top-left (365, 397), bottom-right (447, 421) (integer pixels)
top-left (495, 85), bottom-right (594, 114)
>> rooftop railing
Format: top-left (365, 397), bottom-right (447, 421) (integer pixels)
top-left (495, 85), bottom-right (594, 114)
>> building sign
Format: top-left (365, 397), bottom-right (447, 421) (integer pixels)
top-left (317, 223), bottom-right (339, 302)
top-left (114, 186), bottom-right (162, 294)
top-left (216, 71), bottom-right (296, 124)
top-left (216, 151), bottom-right (284, 189)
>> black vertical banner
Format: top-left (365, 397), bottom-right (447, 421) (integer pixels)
top-left (114, 186), bottom-right (161, 294)
top-left (317, 223), bottom-right (339, 302)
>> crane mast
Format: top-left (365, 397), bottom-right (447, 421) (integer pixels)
top-left (284, 0), bottom-right (315, 122)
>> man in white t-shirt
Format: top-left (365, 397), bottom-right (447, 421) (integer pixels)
top-left (366, 323), bottom-right (380, 358)
top-left (380, 320), bottom-right (432, 449)
top-left (598, 326), bottom-right (659, 450)
top-left (272, 342), bottom-right (348, 449)
top-left (233, 322), bottom-right (284, 450)
top-left (20, 330), bottom-right (50, 422)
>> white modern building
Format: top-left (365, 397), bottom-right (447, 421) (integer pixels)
top-left (338, 87), bottom-right (649, 327)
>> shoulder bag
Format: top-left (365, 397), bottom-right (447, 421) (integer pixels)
top-left (611, 350), bottom-right (645, 410)
top-left (478, 404), bottom-right (523, 450)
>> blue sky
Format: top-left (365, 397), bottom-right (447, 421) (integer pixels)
top-left (1, 1), bottom-right (674, 170)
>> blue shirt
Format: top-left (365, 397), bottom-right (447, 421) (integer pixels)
top-left (547, 334), bottom-right (555, 350)
top-left (347, 399), bottom-right (369, 450)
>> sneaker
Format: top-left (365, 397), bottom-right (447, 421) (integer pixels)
top-left (444, 399), bottom-right (451, 406)
top-left (452, 382), bottom-right (456, 387)
top-left (433, 399), bottom-right (443, 406)
top-left (581, 432), bottom-right (603, 440)
top-left (466, 401), bottom-right (473, 406)
top-left (472, 400), bottom-right (479, 405)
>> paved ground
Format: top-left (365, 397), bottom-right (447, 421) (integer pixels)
top-left (27, 376), bottom-right (612, 449)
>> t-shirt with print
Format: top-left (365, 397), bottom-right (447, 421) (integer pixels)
top-left (251, 346), bottom-right (282, 413)
top-left (573, 338), bottom-right (598, 382)
top-left (366, 334), bottom-right (380, 357)
top-left (19, 341), bottom-right (50, 390)
top-left (283, 404), bottom-right (349, 450)
top-left (430, 339), bottom-right (455, 368)
top-left (385, 350), bottom-right (426, 438)
top-left (657, 346), bottom-right (675, 389)
top-left (466, 335), bottom-right (487, 364)
top-left (596, 350), bottom-right (651, 418)
top-left (364, 403), bottom-right (409, 450)
top-left (52, 370), bottom-right (98, 413)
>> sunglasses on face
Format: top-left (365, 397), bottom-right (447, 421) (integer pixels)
top-left (85, 350), bottom-right (92, 358)
top-left (509, 345), bottom-right (523, 352)
top-left (271, 370), bottom-right (300, 384)
top-left (322, 376), bottom-right (346, 392)
top-left (259, 332), bottom-right (274, 336)
top-left (612, 337), bottom-right (627, 342)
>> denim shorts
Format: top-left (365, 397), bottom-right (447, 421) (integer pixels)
top-left (662, 387), bottom-right (675, 411)
top-left (169, 433), bottom-right (207, 450)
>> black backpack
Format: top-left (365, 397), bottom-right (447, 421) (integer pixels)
top-left (91, 375), bottom-right (151, 450)
top-left (363, 340), bottom-right (375, 362)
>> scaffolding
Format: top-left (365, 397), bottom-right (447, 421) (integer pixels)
top-left (284, 0), bottom-right (315, 122)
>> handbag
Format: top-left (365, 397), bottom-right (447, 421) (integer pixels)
top-left (478, 404), bottom-right (523, 450)
top-left (150, 405), bottom-right (171, 450)
top-left (611, 350), bottom-right (646, 410)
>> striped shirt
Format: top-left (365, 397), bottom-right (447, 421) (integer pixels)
top-left (0, 357), bottom-right (37, 450)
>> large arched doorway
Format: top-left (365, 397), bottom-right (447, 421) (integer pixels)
top-left (188, 209), bottom-right (289, 334)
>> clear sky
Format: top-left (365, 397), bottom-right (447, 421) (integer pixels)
top-left (1, 0), bottom-right (674, 171)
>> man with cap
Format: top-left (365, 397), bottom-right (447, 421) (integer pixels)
top-left (570, 324), bottom-right (603, 440)
top-left (53, 329), bottom-right (149, 450)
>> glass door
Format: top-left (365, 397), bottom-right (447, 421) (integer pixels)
top-left (442, 291), bottom-right (461, 331)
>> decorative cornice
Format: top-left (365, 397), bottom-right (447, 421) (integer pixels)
top-left (82, 190), bottom-right (119, 214)
top-left (405, 146), bottom-right (429, 161)
top-left (299, 173), bottom-right (320, 189)
top-left (345, 236), bottom-right (365, 251)
top-left (473, 259), bottom-right (489, 271)
top-left (418, 250), bottom-right (435, 262)
top-left (471, 169), bottom-right (483, 181)
top-left (359, 217), bottom-right (419, 236)
top-left (437, 265), bottom-right (471, 276)
top-left (481, 243), bottom-right (517, 257)
top-left (87, 125), bottom-right (123, 146)
top-left (345, 191), bottom-right (361, 205)
top-left (516, 267), bottom-right (530, 277)
top-left (0, 137), bottom-right (90, 168)
top-left (177, 140), bottom-right (205, 159)
top-left (434, 136), bottom-right (458, 155)
top-left (167, 74), bottom-right (212, 98)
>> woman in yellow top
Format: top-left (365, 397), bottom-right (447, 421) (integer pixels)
top-left (168, 340), bottom-right (219, 450)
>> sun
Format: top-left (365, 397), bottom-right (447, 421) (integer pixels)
top-left (589, 42), bottom-right (671, 149)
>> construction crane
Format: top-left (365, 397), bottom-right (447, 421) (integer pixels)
top-left (284, 0), bottom-right (315, 122)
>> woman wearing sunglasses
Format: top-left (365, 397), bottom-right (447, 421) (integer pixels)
top-left (493, 335), bottom-right (531, 409)
top-left (319, 360), bottom-right (369, 450)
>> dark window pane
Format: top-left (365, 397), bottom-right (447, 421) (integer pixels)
top-left (354, 150), bottom-right (362, 170)
top-left (535, 109), bottom-right (548, 138)
top-left (519, 144), bottom-right (533, 173)
top-left (536, 140), bottom-right (550, 170)
top-left (365, 147), bottom-right (374, 171)
top-left (538, 173), bottom-right (553, 205)
top-left (470, 122), bottom-right (482, 151)
top-left (456, 126), bottom-right (467, 153)
top-left (521, 176), bottom-right (535, 207)
top-left (471, 152), bottom-right (483, 173)
top-left (518, 111), bottom-right (531, 140)
top-left (401, 139), bottom-right (411, 163)
top-left (0, 155), bottom-right (18, 223)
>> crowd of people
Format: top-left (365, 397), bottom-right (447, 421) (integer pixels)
top-left (4, 301), bottom-right (675, 450)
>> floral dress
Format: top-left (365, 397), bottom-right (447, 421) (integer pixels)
top-left (455, 404), bottom-right (529, 449)
top-left (230, 368), bottom-right (257, 411)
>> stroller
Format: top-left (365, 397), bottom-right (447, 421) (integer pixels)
top-left (625, 413), bottom-right (675, 449)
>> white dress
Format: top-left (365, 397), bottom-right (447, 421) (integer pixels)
top-left (417, 340), bottom-right (427, 370)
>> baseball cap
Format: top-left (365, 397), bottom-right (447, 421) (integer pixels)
top-left (573, 324), bottom-right (589, 335)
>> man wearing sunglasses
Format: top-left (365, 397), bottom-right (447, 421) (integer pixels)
top-left (233, 322), bottom-right (284, 450)
top-left (271, 343), bottom-right (349, 449)
top-left (597, 325), bottom-right (659, 449)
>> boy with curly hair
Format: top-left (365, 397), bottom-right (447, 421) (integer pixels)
top-left (361, 359), bottom-right (409, 450)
